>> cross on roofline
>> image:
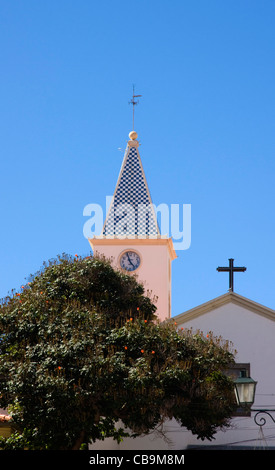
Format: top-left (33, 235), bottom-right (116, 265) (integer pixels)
top-left (217, 258), bottom-right (246, 292)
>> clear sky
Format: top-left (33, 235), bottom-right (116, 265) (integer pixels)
top-left (0, 0), bottom-right (274, 317)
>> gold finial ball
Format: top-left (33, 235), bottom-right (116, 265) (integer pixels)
top-left (129, 131), bottom-right (138, 140)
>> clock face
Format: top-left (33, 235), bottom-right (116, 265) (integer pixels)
top-left (120, 251), bottom-right (141, 272)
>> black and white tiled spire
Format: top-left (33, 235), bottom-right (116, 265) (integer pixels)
top-left (102, 132), bottom-right (159, 237)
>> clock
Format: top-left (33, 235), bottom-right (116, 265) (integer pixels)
top-left (120, 251), bottom-right (141, 272)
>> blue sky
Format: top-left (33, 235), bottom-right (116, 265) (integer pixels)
top-left (0, 0), bottom-right (274, 316)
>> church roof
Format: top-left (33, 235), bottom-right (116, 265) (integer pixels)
top-left (173, 291), bottom-right (275, 324)
top-left (102, 132), bottom-right (160, 237)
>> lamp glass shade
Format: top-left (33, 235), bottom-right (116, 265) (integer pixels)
top-left (234, 376), bottom-right (257, 407)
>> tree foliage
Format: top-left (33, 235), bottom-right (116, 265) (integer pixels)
top-left (0, 254), bottom-right (236, 449)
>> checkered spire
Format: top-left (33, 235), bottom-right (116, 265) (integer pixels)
top-left (102, 132), bottom-right (160, 237)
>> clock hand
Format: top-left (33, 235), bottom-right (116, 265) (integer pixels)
top-left (127, 253), bottom-right (135, 267)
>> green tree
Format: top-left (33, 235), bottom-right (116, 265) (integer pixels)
top-left (0, 254), bottom-right (236, 450)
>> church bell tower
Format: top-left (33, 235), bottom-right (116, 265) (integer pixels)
top-left (88, 129), bottom-right (176, 321)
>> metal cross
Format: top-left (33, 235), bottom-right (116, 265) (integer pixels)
top-left (129, 85), bottom-right (142, 130)
top-left (217, 258), bottom-right (246, 292)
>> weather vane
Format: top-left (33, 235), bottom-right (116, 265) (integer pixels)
top-left (129, 85), bottom-right (142, 131)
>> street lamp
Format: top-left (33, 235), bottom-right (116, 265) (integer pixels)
top-left (234, 372), bottom-right (275, 428)
top-left (234, 371), bottom-right (257, 409)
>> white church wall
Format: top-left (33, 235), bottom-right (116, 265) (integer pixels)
top-left (178, 302), bottom-right (275, 411)
top-left (170, 301), bottom-right (275, 448)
